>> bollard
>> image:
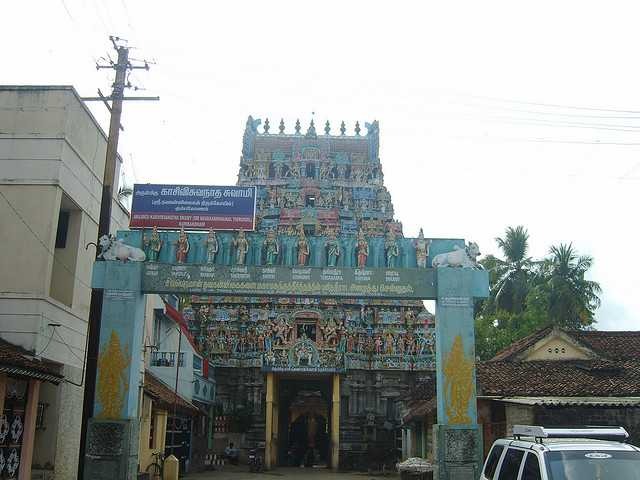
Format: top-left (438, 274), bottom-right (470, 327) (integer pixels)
top-left (163, 455), bottom-right (179, 480)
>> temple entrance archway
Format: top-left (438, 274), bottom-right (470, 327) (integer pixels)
top-left (276, 376), bottom-right (332, 467)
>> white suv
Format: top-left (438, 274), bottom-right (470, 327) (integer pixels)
top-left (480, 425), bottom-right (640, 480)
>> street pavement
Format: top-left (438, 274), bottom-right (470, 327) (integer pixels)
top-left (183, 465), bottom-right (398, 480)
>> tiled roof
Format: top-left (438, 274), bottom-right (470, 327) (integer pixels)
top-left (570, 331), bottom-right (640, 360)
top-left (143, 371), bottom-right (200, 415)
top-left (490, 328), bottom-right (640, 362)
top-left (490, 327), bottom-right (554, 361)
top-left (477, 360), bottom-right (640, 397)
top-left (0, 338), bottom-right (63, 384)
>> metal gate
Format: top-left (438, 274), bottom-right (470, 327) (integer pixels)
top-left (0, 378), bottom-right (28, 479)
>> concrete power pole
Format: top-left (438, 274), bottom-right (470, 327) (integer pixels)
top-left (78, 36), bottom-right (158, 479)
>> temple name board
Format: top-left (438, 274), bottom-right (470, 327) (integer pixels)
top-left (130, 184), bottom-right (256, 230)
top-left (141, 263), bottom-right (436, 299)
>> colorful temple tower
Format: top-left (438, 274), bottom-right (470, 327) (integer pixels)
top-left (185, 117), bottom-right (436, 469)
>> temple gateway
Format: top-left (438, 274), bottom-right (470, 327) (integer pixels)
top-left (183, 117), bottom-right (438, 469)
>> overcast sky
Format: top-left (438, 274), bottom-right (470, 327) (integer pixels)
top-left (5, 1), bottom-right (639, 330)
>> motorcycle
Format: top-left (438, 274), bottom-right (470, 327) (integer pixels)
top-left (248, 448), bottom-right (263, 473)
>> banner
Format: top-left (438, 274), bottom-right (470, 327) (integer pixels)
top-left (141, 263), bottom-right (437, 299)
top-left (130, 184), bottom-right (256, 231)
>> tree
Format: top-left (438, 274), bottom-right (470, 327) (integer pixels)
top-left (544, 243), bottom-right (602, 329)
top-left (475, 231), bottom-right (601, 360)
top-left (491, 226), bottom-right (533, 314)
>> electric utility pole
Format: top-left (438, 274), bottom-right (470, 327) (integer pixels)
top-left (78, 36), bottom-right (158, 478)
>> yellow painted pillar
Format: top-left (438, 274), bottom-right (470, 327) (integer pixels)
top-left (265, 373), bottom-right (274, 470)
top-left (331, 374), bottom-right (340, 470)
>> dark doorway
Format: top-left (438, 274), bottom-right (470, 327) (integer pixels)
top-left (277, 376), bottom-right (332, 468)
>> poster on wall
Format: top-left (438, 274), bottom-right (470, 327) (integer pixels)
top-left (130, 184), bottom-right (256, 231)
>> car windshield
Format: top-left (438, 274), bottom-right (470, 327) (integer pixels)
top-left (545, 450), bottom-right (640, 480)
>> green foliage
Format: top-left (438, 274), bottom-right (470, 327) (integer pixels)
top-left (475, 229), bottom-right (601, 360)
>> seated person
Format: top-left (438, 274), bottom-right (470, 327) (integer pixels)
top-left (224, 442), bottom-right (239, 465)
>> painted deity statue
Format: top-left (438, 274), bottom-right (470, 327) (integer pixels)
top-left (144, 226), bottom-right (162, 262)
top-left (384, 229), bottom-right (400, 268)
top-left (206, 228), bottom-right (218, 264)
top-left (175, 227), bottom-right (190, 263)
top-left (325, 231), bottom-right (341, 267)
top-left (233, 230), bottom-right (249, 265)
top-left (297, 227), bottom-right (310, 266)
top-left (356, 228), bottom-right (369, 268)
top-left (414, 228), bottom-right (431, 268)
top-left (264, 230), bottom-right (279, 266)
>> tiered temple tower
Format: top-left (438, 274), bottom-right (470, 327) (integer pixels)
top-left (185, 117), bottom-right (435, 469)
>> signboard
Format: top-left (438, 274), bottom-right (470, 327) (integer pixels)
top-left (130, 184), bottom-right (256, 231)
top-left (141, 264), bottom-right (436, 299)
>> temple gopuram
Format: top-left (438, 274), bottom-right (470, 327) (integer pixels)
top-left (182, 117), bottom-right (436, 469)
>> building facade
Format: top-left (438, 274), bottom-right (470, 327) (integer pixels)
top-left (401, 327), bottom-right (640, 461)
top-left (177, 117), bottom-right (436, 470)
top-left (0, 86), bottom-right (129, 479)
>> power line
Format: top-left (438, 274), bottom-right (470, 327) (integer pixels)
top-left (460, 93), bottom-right (640, 115)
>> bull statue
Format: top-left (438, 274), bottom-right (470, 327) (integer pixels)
top-left (98, 234), bottom-right (146, 262)
top-left (431, 241), bottom-right (482, 269)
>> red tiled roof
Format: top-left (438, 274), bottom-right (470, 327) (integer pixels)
top-left (143, 370), bottom-right (200, 415)
top-left (478, 360), bottom-right (640, 397)
top-left (490, 328), bottom-right (640, 362)
top-left (0, 338), bottom-right (63, 384)
top-left (490, 327), bottom-right (553, 361)
top-left (571, 331), bottom-right (640, 360)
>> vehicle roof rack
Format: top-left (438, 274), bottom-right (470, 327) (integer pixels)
top-left (513, 425), bottom-right (629, 443)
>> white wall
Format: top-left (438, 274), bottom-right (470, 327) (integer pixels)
top-left (0, 86), bottom-right (131, 480)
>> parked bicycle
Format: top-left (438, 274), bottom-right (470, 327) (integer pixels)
top-left (146, 450), bottom-right (165, 480)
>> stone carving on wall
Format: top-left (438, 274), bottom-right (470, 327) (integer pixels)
top-left (384, 229), bottom-right (399, 268)
top-left (175, 227), bottom-right (190, 263)
top-left (99, 235), bottom-right (146, 262)
top-left (325, 231), bottom-right (341, 267)
top-left (143, 227), bottom-right (162, 262)
top-left (233, 230), bottom-right (250, 265)
top-left (206, 229), bottom-right (219, 264)
top-left (414, 228), bottom-right (430, 268)
top-left (356, 228), bottom-right (369, 268)
top-left (297, 227), bottom-right (310, 266)
top-left (264, 230), bottom-right (279, 266)
top-left (432, 242), bottom-right (481, 269)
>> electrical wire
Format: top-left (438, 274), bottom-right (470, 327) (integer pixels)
top-left (0, 190), bottom-right (93, 291)
top-left (458, 93), bottom-right (640, 115)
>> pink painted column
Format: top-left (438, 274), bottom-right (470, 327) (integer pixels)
top-left (18, 379), bottom-right (40, 480)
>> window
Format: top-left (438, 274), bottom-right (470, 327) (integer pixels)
top-left (193, 355), bottom-right (203, 374)
top-left (484, 445), bottom-right (504, 479)
top-left (522, 453), bottom-right (541, 480)
top-left (498, 448), bottom-right (525, 480)
top-left (305, 195), bottom-right (316, 207)
top-left (54, 211), bottom-right (70, 248)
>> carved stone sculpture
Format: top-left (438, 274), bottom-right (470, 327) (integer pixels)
top-left (356, 228), bottom-right (369, 268)
top-left (206, 228), bottom-right (218, 264)
top-left (414, 228), bottom-right (430, 268)
top-left (175, 227), bottom-right (190, 263)
top-left (99, 235), bottom-right (146, 262)
top-left (233, 230), bottom-right (250, 265)
top-left (297, 227), bottom-right (310, 266)
top-left (384, 229), bottom-right (399, 268)
top-left (264, 230), bottom-right (279, 266)
top-left (143, 226), bottom-right (162, 262)
top-left (431, 241), bottom-right (482, 269)
top-left (326, 231), bottom-right (341, 267)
